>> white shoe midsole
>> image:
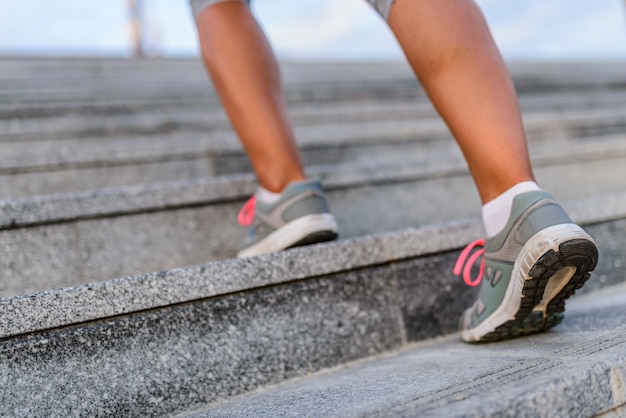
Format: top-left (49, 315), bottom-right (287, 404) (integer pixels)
top-left (237, 213), bottom-right (338, 258)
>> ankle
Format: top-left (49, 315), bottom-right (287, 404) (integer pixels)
top-left (258, 172), bottom-right (306, 194)
top-left (255, 185), bottom-right (282, 204)
top-left (482, 181), bottom-right (541, 237)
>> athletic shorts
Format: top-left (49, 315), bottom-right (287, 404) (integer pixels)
top-left (189, 0), bottom-right (397, 22)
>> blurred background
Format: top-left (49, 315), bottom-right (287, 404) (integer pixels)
top-left (1, 0), bottom-right (625, 61)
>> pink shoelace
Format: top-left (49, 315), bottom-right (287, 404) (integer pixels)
top-left (453, 239), bottom-right (485, 287)
top-left (237, 196), bottom-right (256, 226)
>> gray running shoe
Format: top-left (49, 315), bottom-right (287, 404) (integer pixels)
top-left (236, 179), bottom-right (338, 258)
top-left (455, 191), bottom-right (599, 343)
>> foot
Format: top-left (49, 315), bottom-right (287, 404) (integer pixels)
top-left (236, 179), bottom-right (339, 258)
top-left (455, 191), bottom-right (599, 343)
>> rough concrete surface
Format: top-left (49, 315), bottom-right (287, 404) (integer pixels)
top-left (182, 284), bottom-right (626, 418)
top-left (0, 254), bottom-right (477, 417)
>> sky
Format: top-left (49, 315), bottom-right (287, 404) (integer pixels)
top-left (0, 0), bottom-right (625, 60)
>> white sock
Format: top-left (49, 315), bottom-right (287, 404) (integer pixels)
top-left (255, 185), bottom-right (282, 204)
top-left (482, 181), bottom-right (541, 237)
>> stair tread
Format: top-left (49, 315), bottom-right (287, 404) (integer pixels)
top-left (182, 282), bottom-right (626, 417)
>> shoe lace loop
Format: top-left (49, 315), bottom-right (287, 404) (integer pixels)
top-left (237, 196), bottom-right (256, 226)
top-left (453, 239), bottom-right (485, 287)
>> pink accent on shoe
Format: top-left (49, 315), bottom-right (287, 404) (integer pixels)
top-left (238, 196), bottom-right (256, 226)
top-left (454, 239), bottom-right (485, 287)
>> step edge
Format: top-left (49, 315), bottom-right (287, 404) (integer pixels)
top-left (3, 144), bottom-right (626, 229)
top-left (0, 189), bottom-right (623, 340)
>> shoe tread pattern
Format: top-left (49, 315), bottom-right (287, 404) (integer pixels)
top-left (476, 238), bottom-right (598, 343)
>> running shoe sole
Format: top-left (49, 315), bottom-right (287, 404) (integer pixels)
top-left (462, 223), bottom-right (599, 343)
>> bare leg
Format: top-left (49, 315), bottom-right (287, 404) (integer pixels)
top-left (388, 0), bottom-right (535, 204)
top-left (195, 2), bottom-right (305, 193)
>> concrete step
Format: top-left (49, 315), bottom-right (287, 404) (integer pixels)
top-left (2, 59), bottom-right (623, 105)
top-left (2, 136), bottom-right (625, 298)
top-left (507, 60), bottom-right (626, 92)
top-left (4, 85), bottom-right (626, 121)
top-left (2, 106), bottom-right (626, 199)
top-left (183, 282), bottom-right (626, 418)
top-left (0, 190), bottom-right (624, 417)
top-left (0, 59), bottom-right (424, 107)
top-left (3, 86), bottom-right (626, 142)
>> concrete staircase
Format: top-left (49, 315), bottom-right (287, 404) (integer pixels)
top-left (0, 58), bottom-right (625, 417)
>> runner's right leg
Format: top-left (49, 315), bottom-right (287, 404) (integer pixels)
top-left (386, 0), bottom-right (598, 342)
